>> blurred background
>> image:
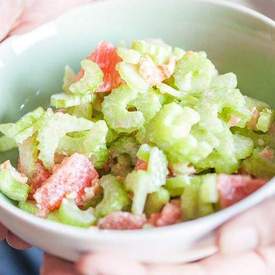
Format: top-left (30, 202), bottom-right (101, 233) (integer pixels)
top-left (0, 0), bottom-right (274, 274)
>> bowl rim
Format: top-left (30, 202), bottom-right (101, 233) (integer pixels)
top-left (0, 0), bottom-right (275, 241)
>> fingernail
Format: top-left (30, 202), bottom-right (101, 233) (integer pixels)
top-left (220, 227), bottom-right (258, 254)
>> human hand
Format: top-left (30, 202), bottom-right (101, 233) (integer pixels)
top-left (41, 199), bottom-right (275, 275)
top-left (0, 0), bottom-right (93, 42)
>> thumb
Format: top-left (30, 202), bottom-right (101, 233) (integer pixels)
top-left (218, 199), bottom-right (275, 254)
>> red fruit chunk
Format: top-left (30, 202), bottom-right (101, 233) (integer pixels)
top-left (34, 153), bottom-right (98, 216)
top-left (89, 41), bottom-right (122, 92)
top-left (98, 212), bottom-right (146, 230)
top-left (29, 162), bottom-right (51, 196)
top-left (218, 174), bottom-right (266, 208)
top-left (135, 159), bottom-right (147, 171)
top-left (148, 200), bottom-right (182, 227)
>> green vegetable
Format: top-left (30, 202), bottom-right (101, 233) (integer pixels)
top-left (132, 39), bottom-right (172, 64)
top-left (102, 85), bottom-right (144, 133)
top-left (58, 198), bottom-right (96, 227)
top-left (68, 59), bottom-right (103, 95)
top-left (165, 175), bottom-right (191, 197)
top-left (37, 109), bottom-right (94, 169)
top-left (0, 161), bottom-right (29, 202)
top-left (95, 175), bottom-right (130, 217)
top-left (144, 187), bottom-right (170, 216)
top-left (174, 51), bottom-right (217, 92)
top-left (126, 145), bottom-right (168, 214)
top-left (51, 93), bottom-right (93, 108)
top-left (0, 136), bottom-right (17, 152)
top-left (57, 120), bottom-right (108, 168)
top-left (0, 107), bottom-right (44, 144)
top-left (256, 108), bottom-right (273, 133)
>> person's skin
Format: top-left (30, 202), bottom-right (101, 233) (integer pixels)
top-left (1, 1), bottom-right (275, 274)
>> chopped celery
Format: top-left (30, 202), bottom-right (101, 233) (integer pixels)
top-left (67, 103), bottom-right (93, 120)
top-left (68, 59), bottom-right (103, 95)
top-left (130, 90), bottom-right (162, 122)
top-left (117, 47), bottom-right (141, 64)
top-left (38, 109), bottom-right (94, 169)
top-left (111, 154), bottom-right (133, 177)
top-left (18, 136), bottom-right (38, 177)
top-left (233, 134), bottom-right (253, 160)
top-left (63, 65), bottom-right (77, 93)
top-left (144, 187), bottom-right (170, 216)
top-left (241, 148), bottom-right (275, 179)
top-left (211, 73), bottom-right (237, 89)
top-left (0, 135), bottom-right (17, 152)
top-left (199, 174), bottom-right (218, 203)
top-left (95, 175), bottom-right (130, 217)
top-left (57, 120), bottom-right (108, 168)
top-left (116, 62), bottom-right (149, 91)
top-left (110, 136), bottom-right (139, 165)
top-left (256, 108), bottom-right (273, 133)
top-left (126, 145), bottom-right (168, 214)
top-left (132, 39), bottom-right (172, 64)
top-left (0, 161), bottom-right (29, 202)
top-left (102, 85), bottom-right (144, 133)
top-left (174, 51), bottom-right (217, 92)
top-left (58, 198), bottom-right (96, 227)
top-left (136, 143), bottom-right (151, 162)
top-left (165, 175), bottom-right (191, 197)
top-left (0, 107), bottom-right (44, 144)
top-left (51, 93), bottom-right (93, 108)
top-left (146, 103), bottom-right (200, 149)
top-left (156, 83), bottom-right (184, 99)
top-left (19, 200), bottom-right (38, 215)
top-left (181, 177), bottom-right (200, 220)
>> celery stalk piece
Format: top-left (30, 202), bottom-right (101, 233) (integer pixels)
top-left (199, 174), bottom-right (218, 204)
top-left (144, 187), bottom-right (170, 216)
top-left (256, 108), bottom-right (273, 133)
top-left (57, 120), bottom-right (108, 169)
top-left (241, 148), bottom-right (275, 179)
top-left (180, 177), bottom-right (200, 220)
top-left (18, 136), bottom-right (38, 177)
top-left (0, 161), bottom-right (29, 202)
top-left (68, 59), bottom-right (103, 95)
top-left (126, 145), bottom-right (168, 215)
top-left (19, 200), bottom-right (38, 215)
top-left (37, 109), bottom-right (94, 169)
top-left (67, 103), bottom-right (93, 120)
top-left (117, 47), bottom-right (141, 64)
top-left (51, 93), bottom-right (93, 109)
top-left (146, 102), bottom-right (200, 149)
top-left (174, 51), bottom-right (217, 92)
top-left (131, 39), bottom-right (173, 65)
top-left (95, 175), bottom-right (130, 218)
top-left (0, 107), bottom-right (44, 144)
top-left (165, 175), bottom-right (191, 197)
top-left (58, 198), bottom-right (96, 227)
top-left (116, 62), bottom-right (149, 91)
top-left (0, 136), bottom-right (17, 152)
top-left (102, 85), bottom-right (144, 133)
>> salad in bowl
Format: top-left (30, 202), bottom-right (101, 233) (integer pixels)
top-left (0, 39), bottom-right (274, 230)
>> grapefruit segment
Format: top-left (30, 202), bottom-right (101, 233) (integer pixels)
top-left (218, 174), bottom-right (266, 208)
top-left (34, 153), bottom-right (98, 216)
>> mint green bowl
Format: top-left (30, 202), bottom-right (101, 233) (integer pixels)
top-left (0, 0), bottom-right (274, 263)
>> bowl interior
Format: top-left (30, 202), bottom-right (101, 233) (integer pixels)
top-left (0, 0), bottom-right (274, 165)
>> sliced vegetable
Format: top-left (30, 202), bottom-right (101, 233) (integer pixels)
top-left (0, 161), bottom-right (29, 202)
top-left (58, 198), bottom-right (96, 227)
top-left (95, 175), bottom-right (130, 218)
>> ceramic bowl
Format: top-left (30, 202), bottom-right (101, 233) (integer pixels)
top-left (0, 0), bottom-right (274, 263)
